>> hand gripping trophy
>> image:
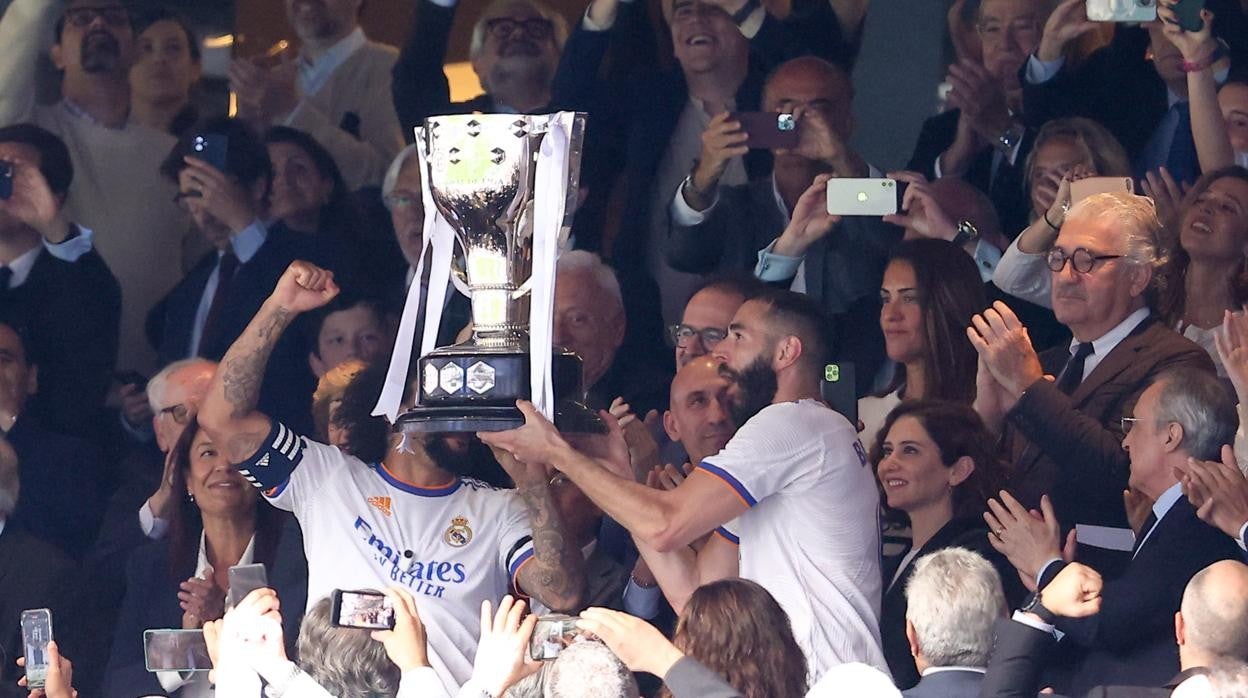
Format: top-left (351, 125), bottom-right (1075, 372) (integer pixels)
top-left (372, 112), bottom-right (601, 434)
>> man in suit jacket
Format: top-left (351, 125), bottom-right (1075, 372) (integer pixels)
top-left (0, 123), bottom-right (121, 443)
top-left (987, 368), bottom-right (1245, 693)
top-left (229, 0), bottom-right (404, 189)
top-left (908, 0), bottom-right (1055, 236)
top-left (981, 560), bottom-right (1248, 698)
top-left (897, 548), bottom-right (1007, 697)
top-left (970, 192), bottom-right (1214, 568)
top-left (392, 0), bottom-right (569, 139)
top-left (149, 118), bottom-right (318, 434)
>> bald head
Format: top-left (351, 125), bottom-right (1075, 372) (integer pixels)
top-left (665, 356), bottom-right (735, 464)
top-left (763, 57), bottom-right (855, 143)
top-left (1181, 560), bottom-right (1248, 661)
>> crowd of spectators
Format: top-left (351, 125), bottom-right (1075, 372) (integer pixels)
top-left (4, 0), bottom-right (1248, 695)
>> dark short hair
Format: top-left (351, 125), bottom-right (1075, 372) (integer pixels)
top-left (160, 116), bottom-right (271, 191)
top-left (305, 293), bottom-right (386, 358)
top-left (0, 123), bottom-right (75, 198)
top-left (133, 6), bottom-right (201, 62)
top-left (264, 126), bottom-right (363, 236)
top-left (686, 273), bottom-right (768, 307)
top-left (333, 361), bottom-right (392, 464)
top-left (751, 289), bottom-right (830, 370)
top-left (0, 320), bottom-right (36, 367)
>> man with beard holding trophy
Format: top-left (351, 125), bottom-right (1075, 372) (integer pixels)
top-left (481, 182), bottom-right (888, 681)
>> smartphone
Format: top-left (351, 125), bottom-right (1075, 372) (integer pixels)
top-left (826, 178), bottom-right (898, 216)
top-left (529, 615), bottom-right (583, 661)
top-left (820, 363), bottom-right (858, 427)
top-left (0, 160), bottom-right (13, 201)
top-left (1170, 0), bottom-right (1206, 31)
top-left (191, 134), bottom-right (229, 172)
top-left (734, 112), bottom-right (799, 150)
top-left (114, 370), bottom-right (149, 390)
top-left (1085, 0), bottom-right (1157, 23)
top-left (143, 629), bottom-right (212, 672)
top-left (1070, 176), bottom-right (1134, 204)
top-left (331, 590), bottom-right (395, 630)
top-left (20, 609), bottom-right (53, 689)
top-left (226, 562), bottom-right (268, 609)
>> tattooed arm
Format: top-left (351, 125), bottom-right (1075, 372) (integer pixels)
top-left (199, 262), bottom-right (340, 464)
top-left (492, 448), bottom-right (588, 613)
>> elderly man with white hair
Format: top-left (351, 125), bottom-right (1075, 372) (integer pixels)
top-left (900, 547), bottom-right (1007, 697)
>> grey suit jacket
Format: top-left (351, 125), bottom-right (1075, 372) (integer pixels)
top-left (664, 657), bottom-right (742, 698)
top-left (901, 668), bottom-right (984, 698)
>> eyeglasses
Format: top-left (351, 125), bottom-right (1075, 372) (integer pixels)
top-left (1121, 417), bottom-right (1139, 433)
top-left (383, 193), bottom-right (420, 211)
top-left (668, 324), bottom-right (727, 348)
top-left (485, 17), bottom-right (554, 41)
top-left (1046, 247), bottom-right (1125, 274)
top-left (157, 403), bottom-right (192, 425)
top-left (63, 5), bottom-right (129, 28)
top-left (975, 19), bottom-right (1042, 43)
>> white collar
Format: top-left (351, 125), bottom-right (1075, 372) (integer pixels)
top-left (224, 220), bottom-right (268, 264)
top-left (1070, 306), bottom-right (1150, 357)
top-left (1151, 481), bottom-right (1185, 524)
top-left (0, 517), bottom-right (6, 538)
top-left (195, 530), bottom-right (257, 578)
top-left (921, 666), bottom-right (987, 676)
top-left (2, 244), bottom-right (42, 289)
top-left (299, 27), bottom-right (366, 96)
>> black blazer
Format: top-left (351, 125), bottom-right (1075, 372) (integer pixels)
top-left (0, 526), bottom-right (80, 693)
top-left (7, 416), bottom-right (106, 560)
top-left (0, 245), bottom-right (121, 442)
top-left (906, 108), bottom-right (1033, 237)
top-left (102, 519), bottom-right (308, 698)
top-left (1040, 498), bottom-right (1242, 694)
top-left (1005, 317), bottom-right (1213, 539)
top-left (879, 517), bottom-right (1026, 689)
top-left (149, 225), bottom-right (317, 433)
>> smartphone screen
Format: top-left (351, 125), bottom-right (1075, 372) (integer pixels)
top-left (143, 630), bottom-right (212, 672)
top-left (820, 363), bottom-right (858, 427)
top-left (20, 609), bottom-right (53, 689)
top-left (0, 161), bottom-right (13, 201)
top-left (529, 615), bottom-right (584, 661)
top-left (226, 563), bottom-right (268, 609)
top-left (331, 590), bottom-right (395, 630)
top-left (1085, 0), bottom-right (1157, 22)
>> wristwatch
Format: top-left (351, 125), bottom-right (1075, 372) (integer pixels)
top-left (1020, 592), bottom-right (1058, 625)
top-left (952, 219), bottom-right (980, 247)
top-left (995, 122), bottom-right (1025, 156)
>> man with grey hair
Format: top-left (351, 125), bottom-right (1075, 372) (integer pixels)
top-left (507, 639), bottom-right (641, 697)
top-left (393, 0), bottom-right (568, 137)
top-left (987, 367), bottom-right (1244, 692)
top-left (901, 548), bottom-right (1006, 698)
top-left (969, 191), bottom-right (1215, 571)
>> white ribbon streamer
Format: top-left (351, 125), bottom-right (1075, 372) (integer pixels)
top-left (530, 114), bottom-right (572, 420)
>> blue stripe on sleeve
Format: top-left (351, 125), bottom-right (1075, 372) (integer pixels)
top-left (696, 460), bottom-right (758, 507)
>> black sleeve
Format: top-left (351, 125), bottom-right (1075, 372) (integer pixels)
top-left (980, 618), bottom-right (1059, 698)
top-left (391, 0), bottom-right (457, 139)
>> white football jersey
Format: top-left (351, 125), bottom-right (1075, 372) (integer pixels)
top-left (238, 421), bottom-right (534, 692)
top-left (696, 400), bottom-right (887, 681)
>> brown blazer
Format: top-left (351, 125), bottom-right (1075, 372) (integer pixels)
top-left (1004, 315), bottom-right (1215, 534)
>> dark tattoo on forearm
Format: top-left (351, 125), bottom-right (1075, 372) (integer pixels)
top-left (220, 309), bottom-right (291, 418)
top-left (518, 483), bottom-right (587, 611)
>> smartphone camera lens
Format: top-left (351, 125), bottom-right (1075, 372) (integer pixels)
top-left (193, 136), bottom-right (205, 152)
top-left (777, 114), bottom-right (795, 131)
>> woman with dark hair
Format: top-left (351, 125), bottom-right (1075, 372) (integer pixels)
top-left (859, 238), bottom-right (987, 444)
top-left (661, 579), bottom-right (808, 698)
top-left (130, 8), bottom-right (202, 137)
top-left (103, 420), bottom-right (303, 698)
top-left (869, 400), bottom-right (1022, 690)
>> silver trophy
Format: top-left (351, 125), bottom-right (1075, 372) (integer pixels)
top-left (395, 113), bottom-right (600, 433)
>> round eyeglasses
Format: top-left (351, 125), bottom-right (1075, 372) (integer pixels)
top-left (1046, 247), bottom-right (1125, 274)
top-left (668, 324), bottom-right (727, 348)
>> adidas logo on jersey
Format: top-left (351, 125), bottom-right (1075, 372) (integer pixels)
top-left (367, 496), bottom-right (393, 517)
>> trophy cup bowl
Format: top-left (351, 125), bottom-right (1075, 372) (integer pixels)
top-left (395, 113), bottom-right (601, 434)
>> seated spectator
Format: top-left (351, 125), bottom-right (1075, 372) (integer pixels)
top-left (901, 548), bottom-right (1008, 697)
top-left (265, 126), bottom-right (367, 283)
top-left (0, 433), bottom-right (80, 693)
top-left (988, 367), bottom-right (1244, 692)
top-left (982, 558), bottom-right (1248, 697)
top-left (861, 239), bottom-right (987, 444)
top-left (871, 401), bottom-right (1020, 688)
top-left (908, 0), bottom-right (1055, 234)
top-left (0, 123), bottom-right (122, 441)
top-left (311, 358), bottom-right (366, 446)
top-left (228, 0), bottom-right (404, 189)
top-left (969, 192), bottom-right (1214, 573)
top-left (669, 57), bottom-right (899, 386)
top-left (129, 7), bottom-right (202, 137)
top-left (103, 418), bottom-right (302, 698)
top-left (0, 0), bottom-right (190, 375)
top-left (0, 320), bottom-right (106, 560)
top-left (305, 295), bottom-right (390, 378)
top-left (150, 116), bottom-right (319, 433)
top-left (670, 276), bottom-right (761, 369)
top-left (393, 0), bottom-right (569, 134)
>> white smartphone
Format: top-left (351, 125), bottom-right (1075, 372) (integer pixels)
top-left (20, 609), bottom-right (53, 689)
top-left (1070, 176), bottom-right (1134, 204)
top-left (826, 178), bottom-right (898, 216)
top-left (1086, 0), bottom-right (1157, 23)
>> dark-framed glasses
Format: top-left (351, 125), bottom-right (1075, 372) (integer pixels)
top-left (64, 5), bottom-right (129, 28)
top-left (668, 324), bottom-right (727, 348)
top-left (485, 17), bottom-right (554, 41)
top-left (158, 403), bottom-right (192, 425)
top-left (1046, 247), bottom-right (1125, 274)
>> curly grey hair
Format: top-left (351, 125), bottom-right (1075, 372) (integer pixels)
top-left (297, 595), bottom-right (400, 698)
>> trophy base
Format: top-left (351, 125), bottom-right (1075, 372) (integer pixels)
top-left (396, 345), bottom-right (604, 434)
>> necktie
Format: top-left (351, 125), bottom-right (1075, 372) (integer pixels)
top-left (201, 250), bottom-right (239, 351)
top-left (1165, 102), bottom-right (1198, 186)
top-left (1056, 342), bottom-right (1095, 395)
top-left (1133, 511), bottom-right (1159, 557)
top-left (0, 266), bottom-right (12, 294)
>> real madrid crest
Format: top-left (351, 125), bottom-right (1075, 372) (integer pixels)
top-left (444, 515), bottom-right (473, 547)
